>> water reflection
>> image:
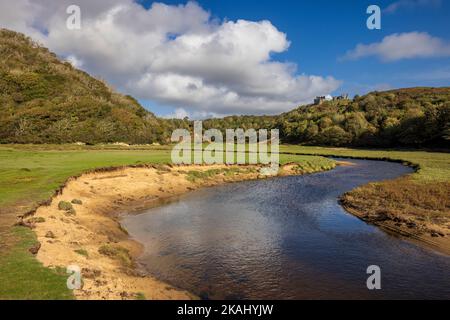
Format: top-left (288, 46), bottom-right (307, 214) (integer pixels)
top-left (122, 159), bottom-right (450, 299)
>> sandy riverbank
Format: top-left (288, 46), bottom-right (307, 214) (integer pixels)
top-left (28, 163), bottom-right (320, 300)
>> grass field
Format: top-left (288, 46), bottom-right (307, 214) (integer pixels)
top-left (0, 144), bottom-right (448, 299)
top-left (0, 144), bottom-right (334, 300)
top-left (279, 145), bottom-right (450, 182)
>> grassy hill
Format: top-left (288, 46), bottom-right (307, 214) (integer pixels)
top-left (0, 29), bottom-right (188, 145)
top-left (204, 87), bottom-right (450, 148)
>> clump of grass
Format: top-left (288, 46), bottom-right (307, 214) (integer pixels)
top-left (58, 201), bottom-right (73, 211)
top-left (71, 199), bottom-right (82, 205)
top-left (223, 167), bottom-right (245, 176)
top-left (58, 201), bottom-right (76, 216)
top-left (98, 245), bottom-right (133, 267)
top-left (74, 249), bottom-right (89, 258)
top-left (294, 161), bottom-right (335, 174)
top-left (186, 168), bottom-right (244, 182)
top-left (135, 292), bottom-right (146, 300)
top-left (27, 216), bottom-right (45, 224)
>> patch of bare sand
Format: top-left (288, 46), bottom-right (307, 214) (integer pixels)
top-left (335, 160), bottom-right (357, 167)
top-left (31, 164), bottom-right (304, 300)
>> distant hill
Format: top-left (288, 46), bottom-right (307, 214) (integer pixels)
top-left (0, 29), bottom-right (186, 144)
top-left (0, 29), bottom-right (448, 148)
top-left (203, 87), bottom-right (450, 148)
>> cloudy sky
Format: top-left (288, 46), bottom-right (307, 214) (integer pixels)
top-left (0, 0), bottom-right (449, 118)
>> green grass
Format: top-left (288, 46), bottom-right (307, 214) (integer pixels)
top-left (279, 145), bottom-right (450, 182)
top-left (0, 146), bottom-right (172, 209)
top-left (0, 144), bottom-right (336, 209)
top-left (135, 292), bottom-right (146, 300)
top-left (0, 227), bottom-right (74, 300)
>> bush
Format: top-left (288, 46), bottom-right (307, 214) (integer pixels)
top-left (58, 201), bottom-right (76, 215)
top-left (58, 201), bottom-right (73, 211)
top-left (98, 245), bottom-right (133, 267)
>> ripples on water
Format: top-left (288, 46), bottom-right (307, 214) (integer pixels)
top-left (122, 159), bottom-right (450, 299)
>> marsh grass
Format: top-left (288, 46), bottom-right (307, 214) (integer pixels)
top-left (185, 167), bottom-right (245, 182)
top-left (98, 245), bottom-right (133, 268)
top-left (341, 178), bottom-right (450, 229)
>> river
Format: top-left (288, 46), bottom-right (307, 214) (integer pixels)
top-left (122, 159), bottom-right (450, 299)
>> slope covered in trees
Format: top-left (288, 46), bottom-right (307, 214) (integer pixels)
top-left (203, 88), bottom-right (450, 148)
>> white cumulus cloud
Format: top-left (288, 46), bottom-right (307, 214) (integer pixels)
top-left (384, 0), bottom-right (442, 14)
top-left (0, 0), bottom-right (341, 116)
top-left (343, 32), bottom-right (450, 62)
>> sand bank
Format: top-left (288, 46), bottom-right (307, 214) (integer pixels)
top-left (29, 163), bottom-right (320, 300)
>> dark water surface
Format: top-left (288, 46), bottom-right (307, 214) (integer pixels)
top-left (122, 159), bottom-right (450, 299)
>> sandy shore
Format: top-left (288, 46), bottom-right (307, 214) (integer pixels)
top-left (28, 163), bottom-right (315, 300)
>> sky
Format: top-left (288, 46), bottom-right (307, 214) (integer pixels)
top-left (0, 0), bottom-right (449, 118)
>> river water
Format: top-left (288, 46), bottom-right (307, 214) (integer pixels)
top-left (122, 159), bottom-right (450, 299)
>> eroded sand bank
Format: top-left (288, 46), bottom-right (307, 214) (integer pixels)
top-left (30, 163), bottom-right (317, 300)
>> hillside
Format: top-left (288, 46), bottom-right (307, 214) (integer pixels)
top-left (0, 29), bottom-right (186, 144)
top-left (203, 87), bottom-right (450, 148)
top-left (0, 29), bottom-right (448, 148)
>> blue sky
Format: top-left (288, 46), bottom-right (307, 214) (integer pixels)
top-left (139, 0), bottom-right (450, 115)
top-left (3, 0), bottom-right (448, 117)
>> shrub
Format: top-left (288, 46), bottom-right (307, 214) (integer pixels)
top-left (58, 201), bottom-right (76, 216)
top-left (98, 245), bottom-right (133, 267)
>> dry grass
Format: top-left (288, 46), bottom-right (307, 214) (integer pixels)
top-left (98, 245), bottom-right (133, 268)
top-left (341, 177), bottom-right (450, 237)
